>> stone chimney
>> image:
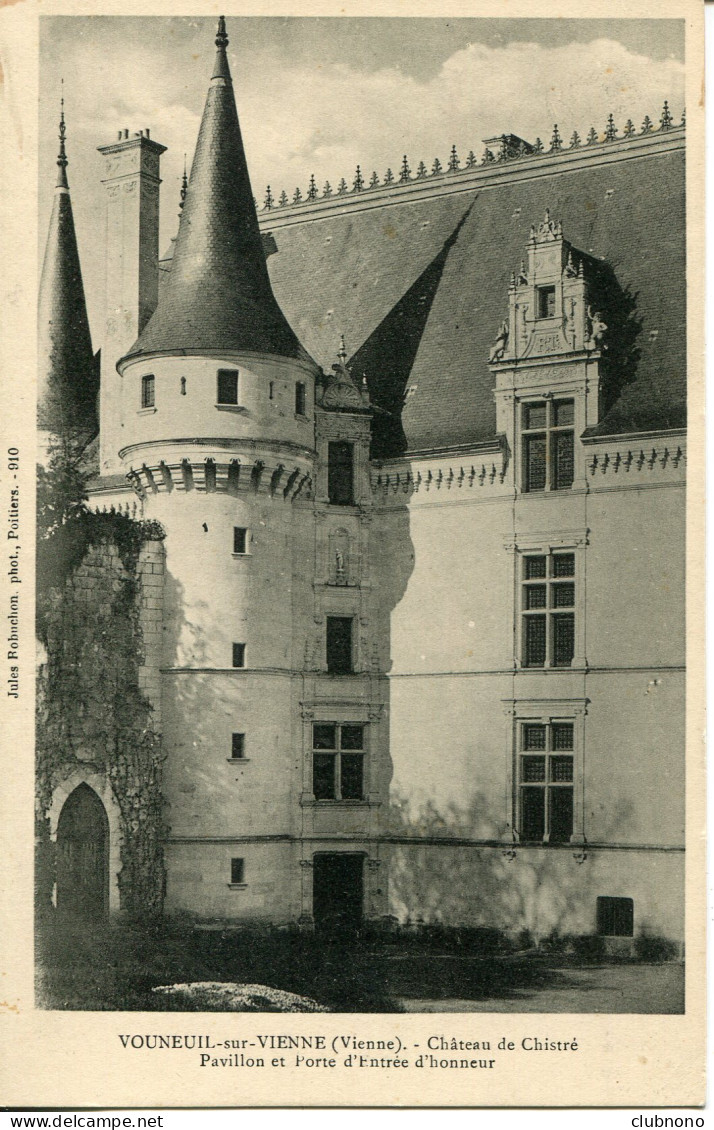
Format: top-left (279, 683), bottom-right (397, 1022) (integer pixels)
top-left (97, 130), bottom-right (166, 473)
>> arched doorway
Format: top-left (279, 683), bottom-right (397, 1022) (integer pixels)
top-left (56, 784), bottom-right (109, 918)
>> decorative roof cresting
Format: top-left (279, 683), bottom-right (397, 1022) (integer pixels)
top-left (261, 102), bottom-right (685, 212)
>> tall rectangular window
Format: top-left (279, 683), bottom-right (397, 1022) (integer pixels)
top-left (521, 552), bottom-right (575, 668)
top-left (217, 369), bottom-right (239, 405)
top-left (522, 399), bottom-right (574, 492)
top-left (518, 721), bottom-right (574, 843)
top-left (233, 527), bottom-right (247, 554)
top-left (295, 382), bottom-right (307, 416)
top-left (326, 616), bottom-right (353, 674)
top-left (141, 374), bottom-right (155, 409)
top-left (312, 722), bottom-right (365, 801)
top-left (231, 733), bottom-right (245, 759)
top-left (230, 858), bottom-right (245, 884)
top-left (328, 441), bottom-right (354, 505)
top-left (232, 643), bottom-right (246, 668)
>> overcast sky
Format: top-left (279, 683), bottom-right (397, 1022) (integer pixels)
top-left (39, 16), bottom-right (685, 345)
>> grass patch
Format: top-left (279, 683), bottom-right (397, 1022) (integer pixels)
top-left (36, 914), bottom-right (680, 1013)
top-left (36, 915), bottom-right (399, 1012)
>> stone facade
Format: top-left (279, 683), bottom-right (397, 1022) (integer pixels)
top-left (39, 20), bottom-right (686, 945)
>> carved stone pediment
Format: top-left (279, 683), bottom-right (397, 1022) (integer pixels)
top-left (524, 326), bottom-right (571, 359)
top-left (489, 211), bottom-right (605, 366)
top-left (319, 337), bottom-right (371, 413)
top-left (322, 372), bottom-right (364, 410)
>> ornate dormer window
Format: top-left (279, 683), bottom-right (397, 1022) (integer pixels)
top-left (490, 211), bottom-right (609, 493)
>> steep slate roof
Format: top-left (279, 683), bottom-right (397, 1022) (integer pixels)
top-left (38, 103), bottom-right (98, 435)
top-left (125, 19), bottom-right (312, 366)
top-left (260, 137), bottom-right (685, 456)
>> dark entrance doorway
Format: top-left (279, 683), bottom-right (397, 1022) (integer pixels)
top-left (312, 853), bottom-right (364, 933)
top-left (56, 784), bottom-right (109, 918)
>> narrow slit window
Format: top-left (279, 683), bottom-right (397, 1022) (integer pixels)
top-left (231, 733), bottom-right (245, 759)
top-left (232, 643), bottom-right (246, 668)
top-left (233, 527), bottom-right (248, 554)
top-left (295, 381), bottom-right (307, 416)
top-left (230, 858), bottom-right (245, 884)
top-left (141, 374), bottom-right (155, 409)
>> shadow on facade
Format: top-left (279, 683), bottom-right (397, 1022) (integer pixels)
top-left (387, 791), bottom-right (638, 944)
top-left (368, 498), bottom-right (415, 908)
top-left (349, 206), bottom-right (473, 459)
top-left (583, 262), bottom-right (643, 426)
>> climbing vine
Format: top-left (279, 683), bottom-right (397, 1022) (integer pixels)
top-left (36, 438), bottom-right (167, 918)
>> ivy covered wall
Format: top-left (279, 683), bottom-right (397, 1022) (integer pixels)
top-left (36, 509), bottom-right (167, 917)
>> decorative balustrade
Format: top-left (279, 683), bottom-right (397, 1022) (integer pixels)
top-left (587, 442), bottom-right (685, 478)
top-left (89, 499), bottom-right (142, 518)
top-left (372, 434), bottom-right (685, 497)
top-left (372, 453), bottom-right (508, 497)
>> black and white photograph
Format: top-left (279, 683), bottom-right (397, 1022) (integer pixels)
top-left (0, 0), bottom-right (705, 1111)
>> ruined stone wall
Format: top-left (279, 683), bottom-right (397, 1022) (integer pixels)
top-left (36, 517), bottom-right (166, 917)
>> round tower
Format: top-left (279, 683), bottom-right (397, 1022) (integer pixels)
top-left (116, 18), bottom-right (321, 921)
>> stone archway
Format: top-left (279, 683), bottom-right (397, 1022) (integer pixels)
top-left (56, 784), bottom-right (109, 918)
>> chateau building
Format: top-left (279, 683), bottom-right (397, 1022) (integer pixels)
top-left (37, 18), bottom-right (686, 944)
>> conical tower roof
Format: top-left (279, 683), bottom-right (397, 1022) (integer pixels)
top-left (124, 18), bottom-right (312, 366)
top-left (38, 96), bottom-right (98, 435)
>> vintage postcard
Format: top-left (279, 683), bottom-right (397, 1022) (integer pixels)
top-left (0, 0), bottom-right (705, 1110)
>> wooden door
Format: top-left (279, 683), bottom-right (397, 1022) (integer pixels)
top-left (56, 784), bottom-right (109, 918)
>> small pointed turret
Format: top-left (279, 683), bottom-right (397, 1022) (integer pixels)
top-left (38, 92), bottom-right (98, 438)
top-left (125, 17), bottom-right (311, 364)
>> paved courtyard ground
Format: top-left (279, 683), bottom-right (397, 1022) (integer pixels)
top-left (399, 962), bottom-right (684, 1013)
